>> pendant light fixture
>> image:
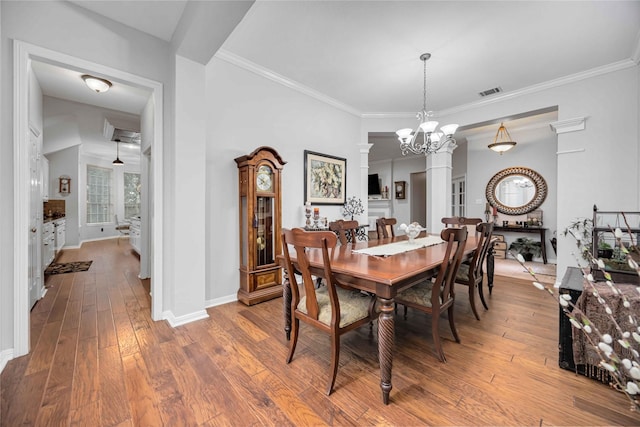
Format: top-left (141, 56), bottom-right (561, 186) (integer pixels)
top-left (396, 53), bottom-right (459, 156)
top-left (488, 122), bottom-right (517, 154)
top-left (113, 139), bottom-right (124, 166)
top-left (81, 74), bottom-right (112, 93)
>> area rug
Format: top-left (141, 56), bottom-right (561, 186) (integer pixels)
top-left (44, 261), bottom-right (93, 275)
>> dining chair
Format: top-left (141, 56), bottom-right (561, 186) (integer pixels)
top-left (328, 219), bottom-right (359, 245)
top-left (114, 215), bottom-right (130, 245)
top-left (281, 228), bottom-right (377, 395)
top-left (376, 217), bottom-right (397, 239)
top-left (454, 222), bottom-right (494, 320)
top-left (395, 227), bottom-right (468, 362)
top-left (441, 216), bottom-right (482, 234)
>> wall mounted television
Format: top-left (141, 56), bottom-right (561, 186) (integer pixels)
top-left (368, 173), bottom-right (381, 195)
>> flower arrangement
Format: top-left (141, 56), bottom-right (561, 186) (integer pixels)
top-left (514, 215), bottom-right (640, 412)
top-left (342, 196), bottom-right (364, 220)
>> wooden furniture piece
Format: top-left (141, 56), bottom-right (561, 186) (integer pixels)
top-left (375, 217), bottom-right (397, 239)
top-left (279, 232), bottom-right (480, 404)
top-left (441, 216), bottom-right (482, 229)
top-left (234, 147), bottom-right (286, 305)
top-left (394, 227), bottom-right (468, 362)
top-left (454, 222), bottom-right (494, 320)
top-left (328, 219), bottom-right (359, 245)
top-left (281, 228), bottom-right (377, 395)
top-left (492, 225), bottom-right (548, 264)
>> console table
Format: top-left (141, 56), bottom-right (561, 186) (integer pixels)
top-left (493, 226), bottom-right (548, 264)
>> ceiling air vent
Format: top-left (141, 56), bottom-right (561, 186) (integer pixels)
top-left (478, 87), bottom-right (503, 97)
top-left (111, 128), bottom-right (141, 145)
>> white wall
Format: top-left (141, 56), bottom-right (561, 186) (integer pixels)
top-left (1, 1), bottom-right (172, 354)
top-left (205, 56), bottom-right (361, 302)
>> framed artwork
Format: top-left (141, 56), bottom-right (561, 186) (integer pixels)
top-left (394, 181), bottom-right (406, 199)
top-left (304, 150), bottom-right (346, 205)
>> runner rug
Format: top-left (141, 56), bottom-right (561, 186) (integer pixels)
top-left (44, 261), bottom-right (93, 275)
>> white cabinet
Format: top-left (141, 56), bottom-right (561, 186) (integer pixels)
top-left (53, 218), bottom-right (66, 254)
top-left (42, 221), bottom-right (55, 269)
top-left (129, 217), bottom-right (141, 254)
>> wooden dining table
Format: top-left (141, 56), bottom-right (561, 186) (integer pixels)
top-left (278, 232), bottom-right (482, 404)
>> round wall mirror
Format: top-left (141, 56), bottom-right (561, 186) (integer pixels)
top-left (486, 167), bottom-right (547, 215)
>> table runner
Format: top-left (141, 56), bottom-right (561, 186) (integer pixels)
top-left (352, 235), bottom-right (444, 257)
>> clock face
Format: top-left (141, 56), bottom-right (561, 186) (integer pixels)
top-left (256, 165), bottom-right (273, 192)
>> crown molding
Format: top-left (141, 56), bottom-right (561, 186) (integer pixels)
top-left (215, 49), bottom-right (362, 117)
top-left (364, 59), bottom-right (637, 119)
top-left (549, 117), bottom-right (586, 134)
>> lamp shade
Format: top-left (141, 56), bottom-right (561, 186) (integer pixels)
top-left (488, 123), bottom-right (517, 154)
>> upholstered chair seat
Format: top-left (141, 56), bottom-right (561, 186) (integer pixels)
top-left (298, 286), bottom-right (373, 328)
top-left (396, 282), bottom-right (441, 308)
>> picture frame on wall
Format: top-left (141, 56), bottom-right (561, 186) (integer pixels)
top-left (395, 181), bottom-right (406, 199)
top-left (304, 150), bottom-right (346, 205)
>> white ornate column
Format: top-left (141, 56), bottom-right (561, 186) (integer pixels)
top-left (426, 142), bottom-right (456, 233)
top-left (359, 143), bottom-right (373, 223)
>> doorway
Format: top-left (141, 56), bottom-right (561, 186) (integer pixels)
top-left (13, 40), bottom-right (164, 357)
top-left (410, 171), bottom-right (426, 225)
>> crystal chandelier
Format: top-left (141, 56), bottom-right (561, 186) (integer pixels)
top-left (396, 53), bottom-right (458, 156)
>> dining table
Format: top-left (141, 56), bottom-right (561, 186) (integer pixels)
top-left (278, 232), bottom-right (483, 404)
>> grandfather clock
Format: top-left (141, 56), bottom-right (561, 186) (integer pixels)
top-left (235, 146), bottom-right (286, 305)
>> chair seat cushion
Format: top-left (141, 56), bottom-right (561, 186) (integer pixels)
top-left (456, 263), bottom-right (470, 281)
top-left (396, 282), bottom-right (440, 307)
top-left (298, 286), bottom-right (372, 328)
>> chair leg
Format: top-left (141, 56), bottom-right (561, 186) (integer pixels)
top-left (403, 304), bottom-right (408, 320)
top-left (478, 277), bottom-right (489, 310)
top-left (327, 333), bottom-right (340, 395)
top-left (468, 284), bottom-right (480, 320)
top-left (432, 314), bottom-right (446, 363)
top-left (448, 304), bottom-right (460, 343)
top-left (286, 318), bottom-right (299, 364)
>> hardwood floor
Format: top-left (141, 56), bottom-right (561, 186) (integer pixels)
top-left (2, 238), bottom-right (638, 426)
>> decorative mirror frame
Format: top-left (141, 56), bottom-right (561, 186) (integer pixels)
top-left (485, 166), bottom-right (547, 215)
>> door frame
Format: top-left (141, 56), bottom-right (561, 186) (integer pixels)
top-left (13, 40), bottom-right (165, 356)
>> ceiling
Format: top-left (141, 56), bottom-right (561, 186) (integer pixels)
top-left (32, 1), bottom-right (640, 161)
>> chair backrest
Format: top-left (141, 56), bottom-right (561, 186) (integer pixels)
top-left (441, 217), bottom-right (482, 237)
top-left (281, 228), bottom-right (340, 324)
top-left (469, 222), bottom-right (494, 279)
top-left (432, 227), bottom-right (468, 309)
top-left (328, 219), bottom-right (358, 245)
top-left (376, 217), bottom-right (397, 239)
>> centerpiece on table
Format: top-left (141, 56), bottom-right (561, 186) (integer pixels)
top-left (399, 222), bottom-right (424, 244)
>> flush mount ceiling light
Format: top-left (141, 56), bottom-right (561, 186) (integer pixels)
top-left (113, 139), bottom-right (124, 166)
top-left (81, 74), bottom-right (112, 93)
top-left (488, 122), bottom-right (517, 154)
top-left (396, 53), bottom-right (459, 156)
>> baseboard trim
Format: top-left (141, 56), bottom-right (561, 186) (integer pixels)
top-left (0, 348), bottom-right (14, 375)
top-left (205, 293), bottom-right (237, 309)
top-left (163, 309), bottom-right (209, 328)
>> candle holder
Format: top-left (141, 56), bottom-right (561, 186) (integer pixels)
top-left (493, 214), bottom-right (498, 224)
top-left (313, 211), bottom-right (320, 228)
top-left (305, 204), bottom-right (311, 228)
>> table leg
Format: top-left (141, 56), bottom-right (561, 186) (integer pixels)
top-left (283, 272), bottom-right (291, 341)
top-left (487, 244), bottom-right (495, 295)
top-left (377, 297), bottom-right (394, 404)
top-left (540, 229), bottom-right (548, 264)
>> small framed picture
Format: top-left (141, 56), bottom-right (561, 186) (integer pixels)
top-left (394, 181), bottom-right (406, 199)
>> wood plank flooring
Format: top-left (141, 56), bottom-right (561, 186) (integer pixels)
top-left (2, 238), bottom-right (639, 426)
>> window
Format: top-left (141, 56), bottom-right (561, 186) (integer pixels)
top-left (451, 176), bottom-right (466, 217)
top-left (124, 172), bottom-right (141, 219)
top-left (86, 165), bottom-right (112, 224)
